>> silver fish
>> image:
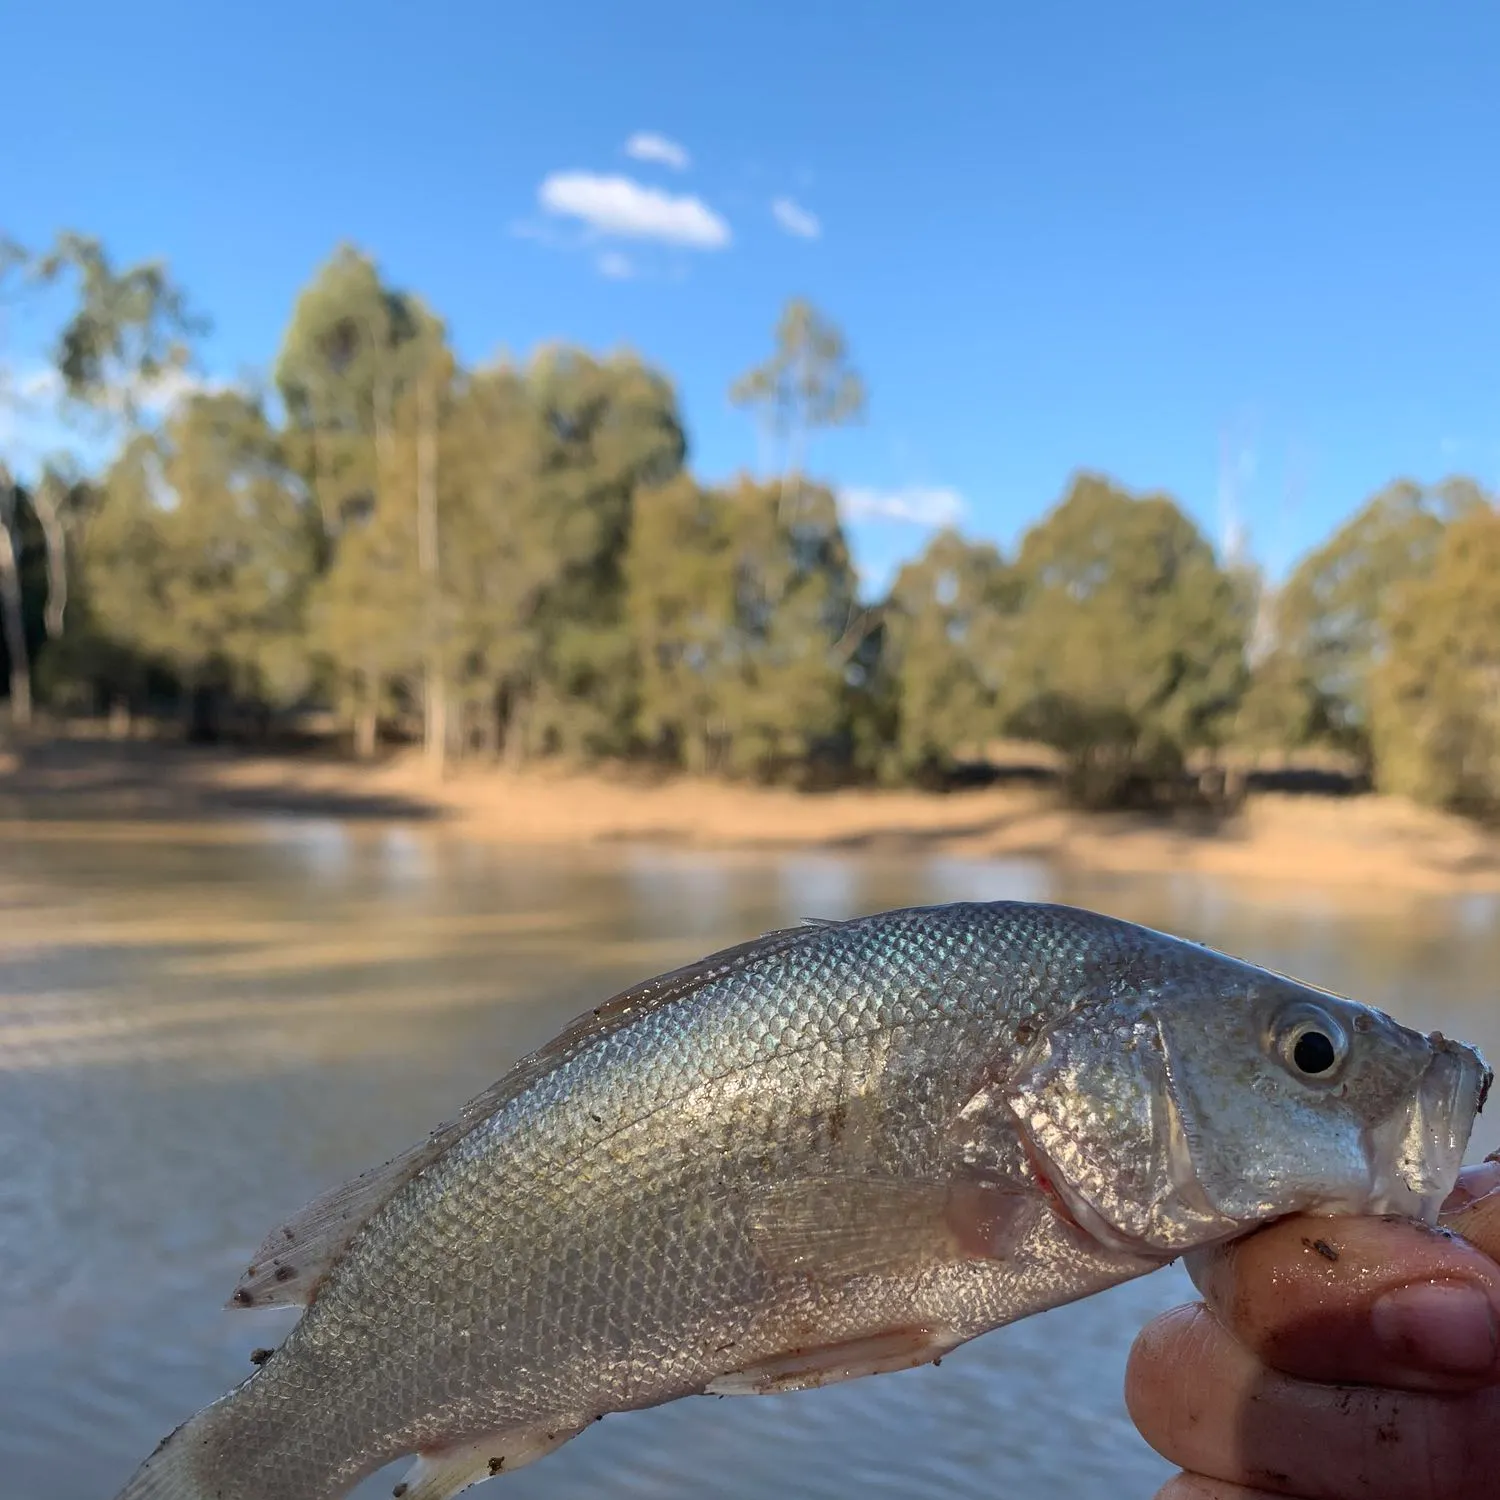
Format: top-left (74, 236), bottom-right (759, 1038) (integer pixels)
top-left (116, 901), bottom-right (1490, 1500)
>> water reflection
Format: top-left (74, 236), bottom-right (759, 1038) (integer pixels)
top-left (2, 824), bottom-right (1497, 1499)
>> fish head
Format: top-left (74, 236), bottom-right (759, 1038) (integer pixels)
top-left (1154, 970), bottom-right (1490, 1229)
top-left (1004, 955), bottom-right (1491, 1259)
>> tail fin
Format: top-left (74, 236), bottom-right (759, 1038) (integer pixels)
top-left (114, 1407), bottom-right (222, 1500)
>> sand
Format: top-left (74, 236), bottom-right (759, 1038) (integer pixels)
top-left (3, 734), bottom-right (1500, 901)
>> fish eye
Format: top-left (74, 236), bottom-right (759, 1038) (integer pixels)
top-left (1272, 1004), bottom-right (1350, 1082)
top-left (1293, 1030), bottom-right (1337, 1074)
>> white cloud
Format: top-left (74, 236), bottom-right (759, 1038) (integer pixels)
top-left (772, 196), bottom-right (821, 240)
top-left (596, 251), bottom-right (635, 280)
top-left (0, 363), bottom-right (233, 479)
top-left (13, 366), bottom-right (63, 403)
top-left (133, 366), bottom-right (227, 415)
top-left (624, 131), bottom-right (690, 171)
top-left (6, 361), bottom-right (221, 419)
top-left (539, 172), bottom-right (731, 249)
top-left (0, 365), bottom-right (104, 477)
top-left (839, 485), bottom-right (965, 527)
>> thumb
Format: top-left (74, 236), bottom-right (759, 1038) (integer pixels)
top-left (1441, 1157), bottom-right (1500, 1260)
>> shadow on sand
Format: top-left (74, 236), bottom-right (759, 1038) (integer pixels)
top-left (0, 736), bottom-right (443, 823)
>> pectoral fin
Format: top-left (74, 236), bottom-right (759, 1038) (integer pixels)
top-left (745, 1174), bottom-right (1034, 1282)
top-left (392, 1423), bottom-right (585, 1499)
top-left (706, 1325), bottom-right (962, 1396)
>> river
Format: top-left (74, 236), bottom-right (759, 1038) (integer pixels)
top-left (2, 820), bottom-right (1497, 1499)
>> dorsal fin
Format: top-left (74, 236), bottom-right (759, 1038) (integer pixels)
top-left (228, 920), bottom-right (833, 1311)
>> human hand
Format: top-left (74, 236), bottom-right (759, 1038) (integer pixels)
top-left (1125, 1161), bottom-right (1500, 1500)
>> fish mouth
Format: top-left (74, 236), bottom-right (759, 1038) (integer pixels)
top-left (1367, 1033), bottom-right (1491, 1224)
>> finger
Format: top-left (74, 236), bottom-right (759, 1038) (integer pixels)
top-left (1442, 1168), bottom-right (1500, 1260)
top-left (1155, 1478), bottom-right (1286, 1500)
top-left (1126, 1303), bottom-right (1498, 1500)
top-left (1183, 1212), bottom-right (1500, 1391)
top-left (1439, 1160), bottom-right (1500, 1216)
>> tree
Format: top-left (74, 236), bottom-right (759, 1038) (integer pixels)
top-left (275, 245), bottom-right (437, 516)
top-left (308, 490), bottom-right (425, 757)
top-left (1003, 473), bottom-right (1247, 807)
top-left (437, 361), bottom-right (544, 761)
top-left (1273, 477), bottom-right (1482, 765)
top-left (722, 476), bottom-right (862, 779)
top-left (625, 473), bottom-right (737, 773)
top-left (84, 392), bottom-right (317, 738)
top-left (442, 347), bottom-right (685, 765)
top-left (730, 298), bottom-right (865, 520)
top-left (0, 482), bottom-right (44, 728)
top-left (1370, 499), bottom-right (1500, 813)
top-left (0, 232), bottom-right (204, 727)
top-left (627, 474), bottom-right (859, 781)
top-left (883, 529), bottom-right (1019, 780)
top-left (415, 354), bottom-right (445, 773)
top-left (0, 237), bottom-right (33, 724)
top-left (275, 245), bottom-right (444, 756)
top-left (36, 233), bottom-right (206, 414)
top-left (1232, 647), bottom-right (1328, 757)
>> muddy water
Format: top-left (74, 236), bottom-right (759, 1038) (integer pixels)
top-left (2, 821), bottom-right (1497, 1499)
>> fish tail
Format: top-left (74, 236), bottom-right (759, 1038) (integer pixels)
top-left (113, 1394), bottom-right (251, 1500)
top-left (113, 1414), bottom-right (215, 1500)
top-left (114, 1377), bottom-right (361, 1500)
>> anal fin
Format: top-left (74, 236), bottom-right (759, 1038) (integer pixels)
top-left (392, 1423), bottom-right (585, 1499)
top-left (706, 1326), bottom-right (961, 1396)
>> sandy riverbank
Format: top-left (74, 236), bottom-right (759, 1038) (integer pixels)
top-left (4, 735), bottom-right (1500, 900)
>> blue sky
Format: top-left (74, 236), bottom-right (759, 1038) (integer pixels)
top-left (4, 2), bottom-right (1498, 592)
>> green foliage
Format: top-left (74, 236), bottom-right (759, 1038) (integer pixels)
top-left (0, 486), bottom-right (50, 715)
top-left (272, 247), bottom-right (452, 752)
top-left (1370, 501), bottom-right (1500, 813)
top-left (730, 297), bottom-right (865, 483)
top-left (17, 231), bottom-right (1500, 822)
top-left (1, 231), bottom-right (202, 728)
top-left (626, 473), bottom-right (739, 773)
top-left (84, 393), bottom-right (317, 713)
top-left (1002, 474), bottom-right (1248, 806)
top-left (35, 231), bottom-right (208, 411)
top-left (275, 244), bottom-right (442, 527)
top-left (441, 348), bottom-right (686, 763)
top-left (1272, 478), bottom-right (1482, 763)
top-left (1232, 648), bottom-right (1327, 755)
top-left (884, 529), bottom-right (1019, 780)
top-left (627, 474), bottom-right (859, 780)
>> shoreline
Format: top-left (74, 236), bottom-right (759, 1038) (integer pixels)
top-left (4, 736), bottom-right (1500, 900)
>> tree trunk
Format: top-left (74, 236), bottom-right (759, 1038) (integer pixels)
top-left (425, 673), bottom-right (448, 774)
top-left (503, 692), bottom-right (530, 770)
top-left (32, 474), bottom-right (68, 639)
top-left (479, 693), bottom-right (500, 760)
top-left (0, 505), bottom-right (31, 730)
top-left (187, 684), bottom-right (220, 744)
top-left (416, 374), bottom-right (445, 778)
top-left (354, 699), bottom-right (378, 760)
top-left (353, 670), bottom-right (378, 759)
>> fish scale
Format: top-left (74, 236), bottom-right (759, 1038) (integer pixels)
top-left (114, 901), bottom-right (1489, 1500)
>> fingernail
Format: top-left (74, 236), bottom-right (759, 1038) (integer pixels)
top-left (1443, 1161), bottom-right (1500, 1214)
top-left (1371, 1281), bottom-right (1498, 1375)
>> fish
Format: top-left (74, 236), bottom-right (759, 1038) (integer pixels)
top-left (114, 900), bottom-right (1490, 1500)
